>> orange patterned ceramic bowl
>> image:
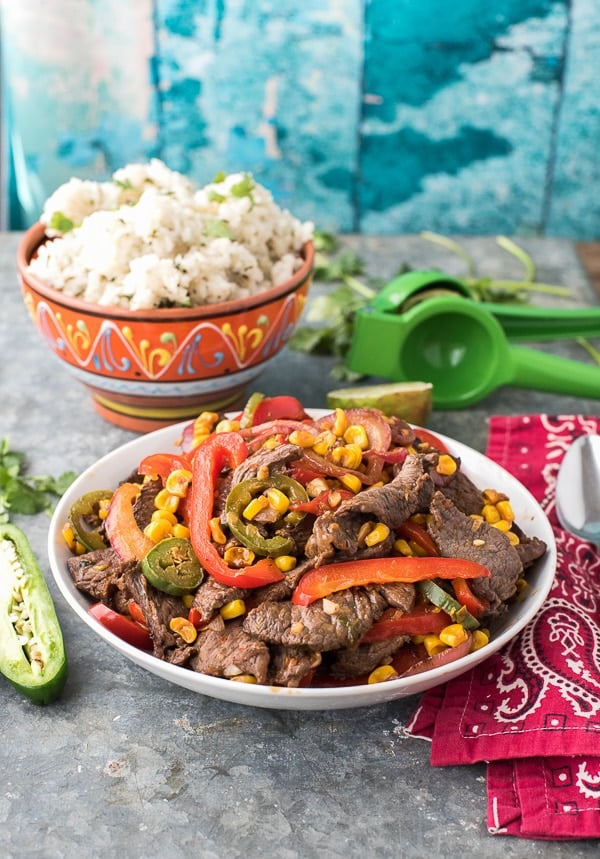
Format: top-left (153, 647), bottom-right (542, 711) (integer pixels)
top-left (18, 222), bottom-right (314, 433)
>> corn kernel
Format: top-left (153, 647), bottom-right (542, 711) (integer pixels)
top-left (154, 488), bottom-right (180, 514)
top-left (197, 411), bottom-right (219, 426)
top-left (364, 523), bottom-right (391, 547)
top-left (492, 519), bottom-right (511, 532)
top-left (216, 418), bottom-right (241, 433)
top-left (288, 429), bottom-right (318, 448)
top-left (332, 408), bottom-right (349, 437)
top-left (265, 487), bottom-right (290, 515)
top-left (339, 473), bottom-right (362, 493)
top-left (230, 674), bottom-right (258, 683)
top-left (274, 554), bottom-right (297, 572)
top-left (209, 516), bottom-right (227, 545)
top-left (172, 523), bottom-right (190, 539)
top-left (243, 495), bottom-right (269, 520)
top-left (61, 523), bottom-right (86, 555)
top-left (151, 509), bottom-right (178, 525)
top-left (411, 513), bottom-right (428, 525)
top-left (470, 629), bottom-right (490, 651)
top-left (306, 477), bottom-right (330, 497)
top-left (224, 546), bottom-right (256, 567)
top-left (368, 664), bottom-right (398, 684)
top-left (439, 623), bottom-right (469, 647)
top-left (261, 436), bottom-right (280, 450)
top-left (514, 577), bottom-right (528, 597)
top-left (481, 503), bottom-right (501, 524)
top-left (482, 488), bottom-right (506, 505)
top-left (408, 540), bottom-right (427, 557)
top-left (165, 468), bottom-right (193, 497)
top-left (144, 518), bottom-right (173, 543)
top-left (343, 424), bottom-right (369, 449)
top-left (331, 444), bottom-right (363, 470)
top-left (98, 498), bottom-right (111, 520)
top-left (169, 616), bottom-right (197, 644)
top-left (506, 530), bottom-right (520, 546)
top-left (220, 599), bottom-right (246, 620)
top-left (436, 454), bottom-right (457, 476)
top-left (393, 537), bottom-right (414, 556)
top-left (357, 521), bottom-right (374, 545)
top-left (496, 500), bottom-right (514, 522)
top-left (312, 430), bottom-right (337, 456)
top-left (423, 634), bottom-right (447, 657)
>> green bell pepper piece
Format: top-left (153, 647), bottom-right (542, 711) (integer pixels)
top-left (417, 579), bottom-right (480, 630)
top-left (0, 524), bottom-right (68, 704)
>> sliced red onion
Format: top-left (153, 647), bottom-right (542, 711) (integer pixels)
top-left (398, 633), bottom-right (473, 677)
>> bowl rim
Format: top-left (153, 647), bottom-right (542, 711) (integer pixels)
top-left (17, 221), bottom-right (314, 321)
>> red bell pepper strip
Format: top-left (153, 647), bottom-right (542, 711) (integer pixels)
top-left (360, 605), bottom-right (452, 642)
top-left (89, 603), bottom-right (153, 651)
top-left (451, 577), bottom-right (490, 618)
top-left (138, 452), bottom-right (194, 481)
top-left (289, 489), bottom-right (354, 516)
top-left (396, 520), bottom-right (439, 557)
top-left (251, 395), bottom-right (309, 426)
top-left (189, 432), bottom-right (285, 588)
top-left (104, 482), bottom-right (154, 562)
top-left (412, 428), bottom-right (450, 454)
top-left (291, 556), bottom-right (491, 606)
top-left (127, 599), bottom-right (148, 627)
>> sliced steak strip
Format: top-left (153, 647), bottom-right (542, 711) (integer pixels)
top-left (268, 645), bottom-right (322, 687)
top-left (133, 477), bottom-right (163, 530)
top-left (190, 620), bottom-right (270, 683)
top-left (127, 569), bottom-right (194, 663)
top-left (439, 470), bottom-right (485, 516)
top-left (512, 526), bottom-right (547, 568)
top-left (304, 454), bottom-right (435, 564)
top-left (426, 491), bottom-right (523, 611)
top-left (329, 635), bottom-right (409, 680)
top-left (67, 547), bottom-right (137, 610)
top-left (192, 577), bottom-right (249, 624)
top-left (375, 582), bottom-right (416, 613)
top-left (243, 587), bottom-right (387, 651)
top-left (231, 442), bottom-right (303, 485)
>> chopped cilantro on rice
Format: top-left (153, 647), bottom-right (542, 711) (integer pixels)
top-left (28, 161), bottom-right (313, 311)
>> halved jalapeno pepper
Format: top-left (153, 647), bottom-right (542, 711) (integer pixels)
top-left (0, 524), bottom-right (68, 704)
top-left (224, 475), bottom-right (308, 558)
top-left (69, 489), bottom-right (114, 551)
top-left (141, 537), bottom-right (204, 596)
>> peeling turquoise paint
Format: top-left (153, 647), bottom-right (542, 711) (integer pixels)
top-left (1, 0), bottom-right (598, 238)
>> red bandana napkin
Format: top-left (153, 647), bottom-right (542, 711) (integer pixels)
top-left (404, 415), bottom-right (600, 841)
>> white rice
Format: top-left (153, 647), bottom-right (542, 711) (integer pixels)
top-left (29, 160), bottom-right (314, 310)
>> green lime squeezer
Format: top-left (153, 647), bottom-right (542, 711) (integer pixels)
top-left (346, 270), bottom-right (600, 409)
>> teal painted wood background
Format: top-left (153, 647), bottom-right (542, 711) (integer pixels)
top-left (1, 0), bottom-right (599, 238)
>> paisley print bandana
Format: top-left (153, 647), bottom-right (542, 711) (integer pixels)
top-left (405, 415), bottom-right (600, 840)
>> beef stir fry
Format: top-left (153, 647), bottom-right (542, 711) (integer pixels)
top-left (63, 395), bottom-right (547, 688)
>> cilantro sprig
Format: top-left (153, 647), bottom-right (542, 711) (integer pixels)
top-left (0, 438), bottom-right (76, 523)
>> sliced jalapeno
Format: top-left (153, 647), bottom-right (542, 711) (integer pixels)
top-left (69, 489), bottom-right (114, 551)
top-left (224, 475), bottom-right (308, 558)
top-left (141, 537), bottom-right (204, 596)
top-left (0, 524), bottom-right (68, 705)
